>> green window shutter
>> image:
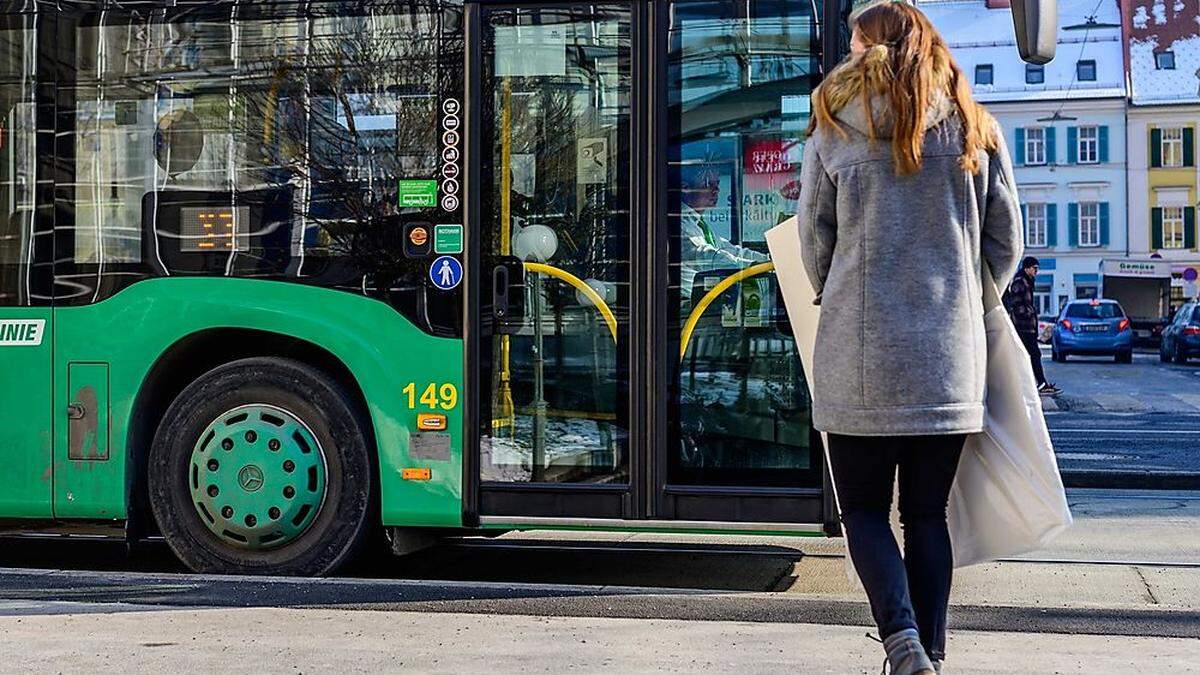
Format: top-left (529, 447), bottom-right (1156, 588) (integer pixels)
top-left (1047, 203), bottom-right (1058, 247)
top-left (1185, 127), bottom-right (1195, 167)
top-left (1187, 207), bottom-right (1197, 249)
top-left (1100, 202), bottom-right (1111, 247)
top-left (1067, 127), bottom-right (1078, 164)
top-left (1068, 202), bottom-right (1079, 247)
top-left (1151, 128), bottom-right (1163, 168)
top-left (1046, 127), bottom-right (1057, 164)
top-left (1099, 126), bottom-right (1110, 163)
top-left (1152, 207), bottom-right (1164, 249)
top-left (1015, 128), bottom-right (1026, 165)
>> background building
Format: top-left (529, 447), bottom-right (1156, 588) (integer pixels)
top-left (1123, 0), bottom-right (1200, 304)
top-left (924, 0), bottom-right (1127, 317)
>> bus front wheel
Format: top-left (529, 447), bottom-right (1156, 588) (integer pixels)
top-left (148, 357), bottom-right (373, 576)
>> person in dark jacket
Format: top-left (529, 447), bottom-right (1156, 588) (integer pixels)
top-left (1004, 256), bottom-right (1061, 395)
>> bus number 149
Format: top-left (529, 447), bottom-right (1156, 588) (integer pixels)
top-left (402, 382), bottom-right (458, 411)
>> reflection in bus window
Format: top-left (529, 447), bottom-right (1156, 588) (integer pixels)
top-left (480, 7), bottom-right (631, 484)
top-left (0, 23), bottom-right (36, 306)
top-left (58, 3), bottom-right (463, 310)
top-left (668, 0), bottom-right (821, 487)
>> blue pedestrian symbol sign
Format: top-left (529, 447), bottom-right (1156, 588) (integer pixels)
top-left (429, 255), bottom-right (463, 291)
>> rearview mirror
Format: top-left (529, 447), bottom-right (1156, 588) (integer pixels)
top-left (1010, 0), bottom-right (1057, 64)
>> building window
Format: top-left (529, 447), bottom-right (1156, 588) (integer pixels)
top-left (975, 63), bottom-right (993, 85)
top-left (1171, 285), bottom-right (1187, 305)
top-left (1162, 127), bottom-right (1185, 167)
top-left (1076, 60), bottom-right (1096, 81)
top-left (1035, 292), bottom-right (1053, 317)
top-left (1078, 202), bottom-right (1100, 247)
top-left (1026, 202), bottom-right (1047, 247)
top-left (1078, 125), bottom-right (1098, 164)
top-left (1156, 50), bottom-right (1176, 70)
top-left (1163, 206), bottom-right (1187, 249)
top-left (1026, 63), bottom-right (1045, 84)
top-left (1025, 127), bottom-right (1046, 165)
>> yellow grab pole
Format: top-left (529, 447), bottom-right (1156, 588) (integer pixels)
top-left (679, 262), bottom-right (776, 362)
top-left (523, 262), bottom-right (618, 342)
top-left (495, 79), bottom-right (515, 431)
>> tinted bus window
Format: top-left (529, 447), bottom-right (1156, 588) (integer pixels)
top-left (0, 18), bottom-right (36, 305)
top-left (668, 0), bottom-right (820, 487)
top-left (53, 2), bottom-right (464, 315)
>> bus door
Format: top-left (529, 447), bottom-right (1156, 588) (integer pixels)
top-left (0, 12), bottom-right (53, 519)
top-left (472, 3), bottom-right (639, 519)
top-left (470, 0), bottom-right (830, 529)
top-left (654, 0), bottom-right (826, 527)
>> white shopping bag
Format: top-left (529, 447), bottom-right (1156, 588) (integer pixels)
top-left (765, 217), bottom-right (1072, 569)
top-left (948, 264), bottom-right (1073, 566)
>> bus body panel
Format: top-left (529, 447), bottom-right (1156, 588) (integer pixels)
top-left (0, 308), bottom-right (54, 518)
top-left (51, 278), bottom-right (463, 527)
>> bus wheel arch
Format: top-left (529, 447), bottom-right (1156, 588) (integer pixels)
top-left (127, 329), bottom-right (380, 551)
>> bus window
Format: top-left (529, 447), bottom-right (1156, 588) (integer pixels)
top-left (55, 2), bottom-right (464, 315)
top-left (479, 7), bottom-right (631, 485)
top-left (668, 0), bottom-right (821, 488)
top-left (0, 18), bottom-right (35, 305)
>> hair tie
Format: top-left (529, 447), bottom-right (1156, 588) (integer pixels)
top-left (865, 43), bottom-right (890, 62)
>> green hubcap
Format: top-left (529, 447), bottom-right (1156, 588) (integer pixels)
top-left (189, 404), bottom-right (327, 550)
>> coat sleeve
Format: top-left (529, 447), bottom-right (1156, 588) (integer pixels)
top-left (796, 137), bottom-right (838, 305)
top-left (1002, 275), bottom-right (1025, 314)
top-left (981, 119), bottom-right (1024, 288)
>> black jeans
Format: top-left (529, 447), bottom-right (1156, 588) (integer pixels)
top-left (1017, 329), bottom-right (1047, 386)
top-left (827, 434), bottom-right (966, 662)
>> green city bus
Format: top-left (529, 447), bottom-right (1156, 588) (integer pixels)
top-left (0, 0), bottom-right (1051, 575)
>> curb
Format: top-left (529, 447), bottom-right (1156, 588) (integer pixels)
top-left (1061, 471), bottom-right (1200, 490)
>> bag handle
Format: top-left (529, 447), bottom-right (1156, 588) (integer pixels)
top-left (981, 259), bottom-right (1003, 314)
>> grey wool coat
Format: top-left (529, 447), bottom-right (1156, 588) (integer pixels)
top-left (796, 97), bottom-right (1024, 437)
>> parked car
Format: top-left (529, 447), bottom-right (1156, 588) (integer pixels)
top-left (1051, 299), bottom-right (1133, 363)
top-left (1160, 301), bottom-right (1200, 364)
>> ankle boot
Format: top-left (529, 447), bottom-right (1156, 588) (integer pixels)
top-left (882, 628), bottom-right (935, 675)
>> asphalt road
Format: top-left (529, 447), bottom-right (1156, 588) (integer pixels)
top-left (1049, 412), bottom-right (1200, 476)
top-left (1041, 350), bottom-right (1200, 485)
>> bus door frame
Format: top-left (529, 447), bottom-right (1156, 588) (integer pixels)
top-left (464, 0), bottom-right (841, 533)
top-left (462, 0), bottom-right (653, 525)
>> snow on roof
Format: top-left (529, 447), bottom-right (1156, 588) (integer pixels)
top-left (919, 0), bottom-right (1125, 103)
top-left (1127, 0), bottom-right (1200, 104)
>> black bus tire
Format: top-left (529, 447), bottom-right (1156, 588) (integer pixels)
top-left (148, 357), bottom-right (374, 576)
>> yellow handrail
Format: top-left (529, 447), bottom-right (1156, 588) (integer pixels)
top-left (522, 262), bottom-right (619, 342)
top-left (679, 262), bottom-right (776, 362)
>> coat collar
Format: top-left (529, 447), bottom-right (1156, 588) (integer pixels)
top-left (835, 91), bottom-right (955, 139)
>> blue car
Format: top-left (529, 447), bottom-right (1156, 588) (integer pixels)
top-left (1051, 299), bottom-right (1134, 364)
top-left (1160, 301), bottom-right (1200, 364)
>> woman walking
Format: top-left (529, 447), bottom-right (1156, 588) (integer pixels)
top-left (796, 2), bottom-right (1023, 673)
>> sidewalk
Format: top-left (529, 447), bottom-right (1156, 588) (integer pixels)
top-left (0, 490), bottom-right (1193, 673)
top-left (0, 606), bottom-right (1195, 674)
